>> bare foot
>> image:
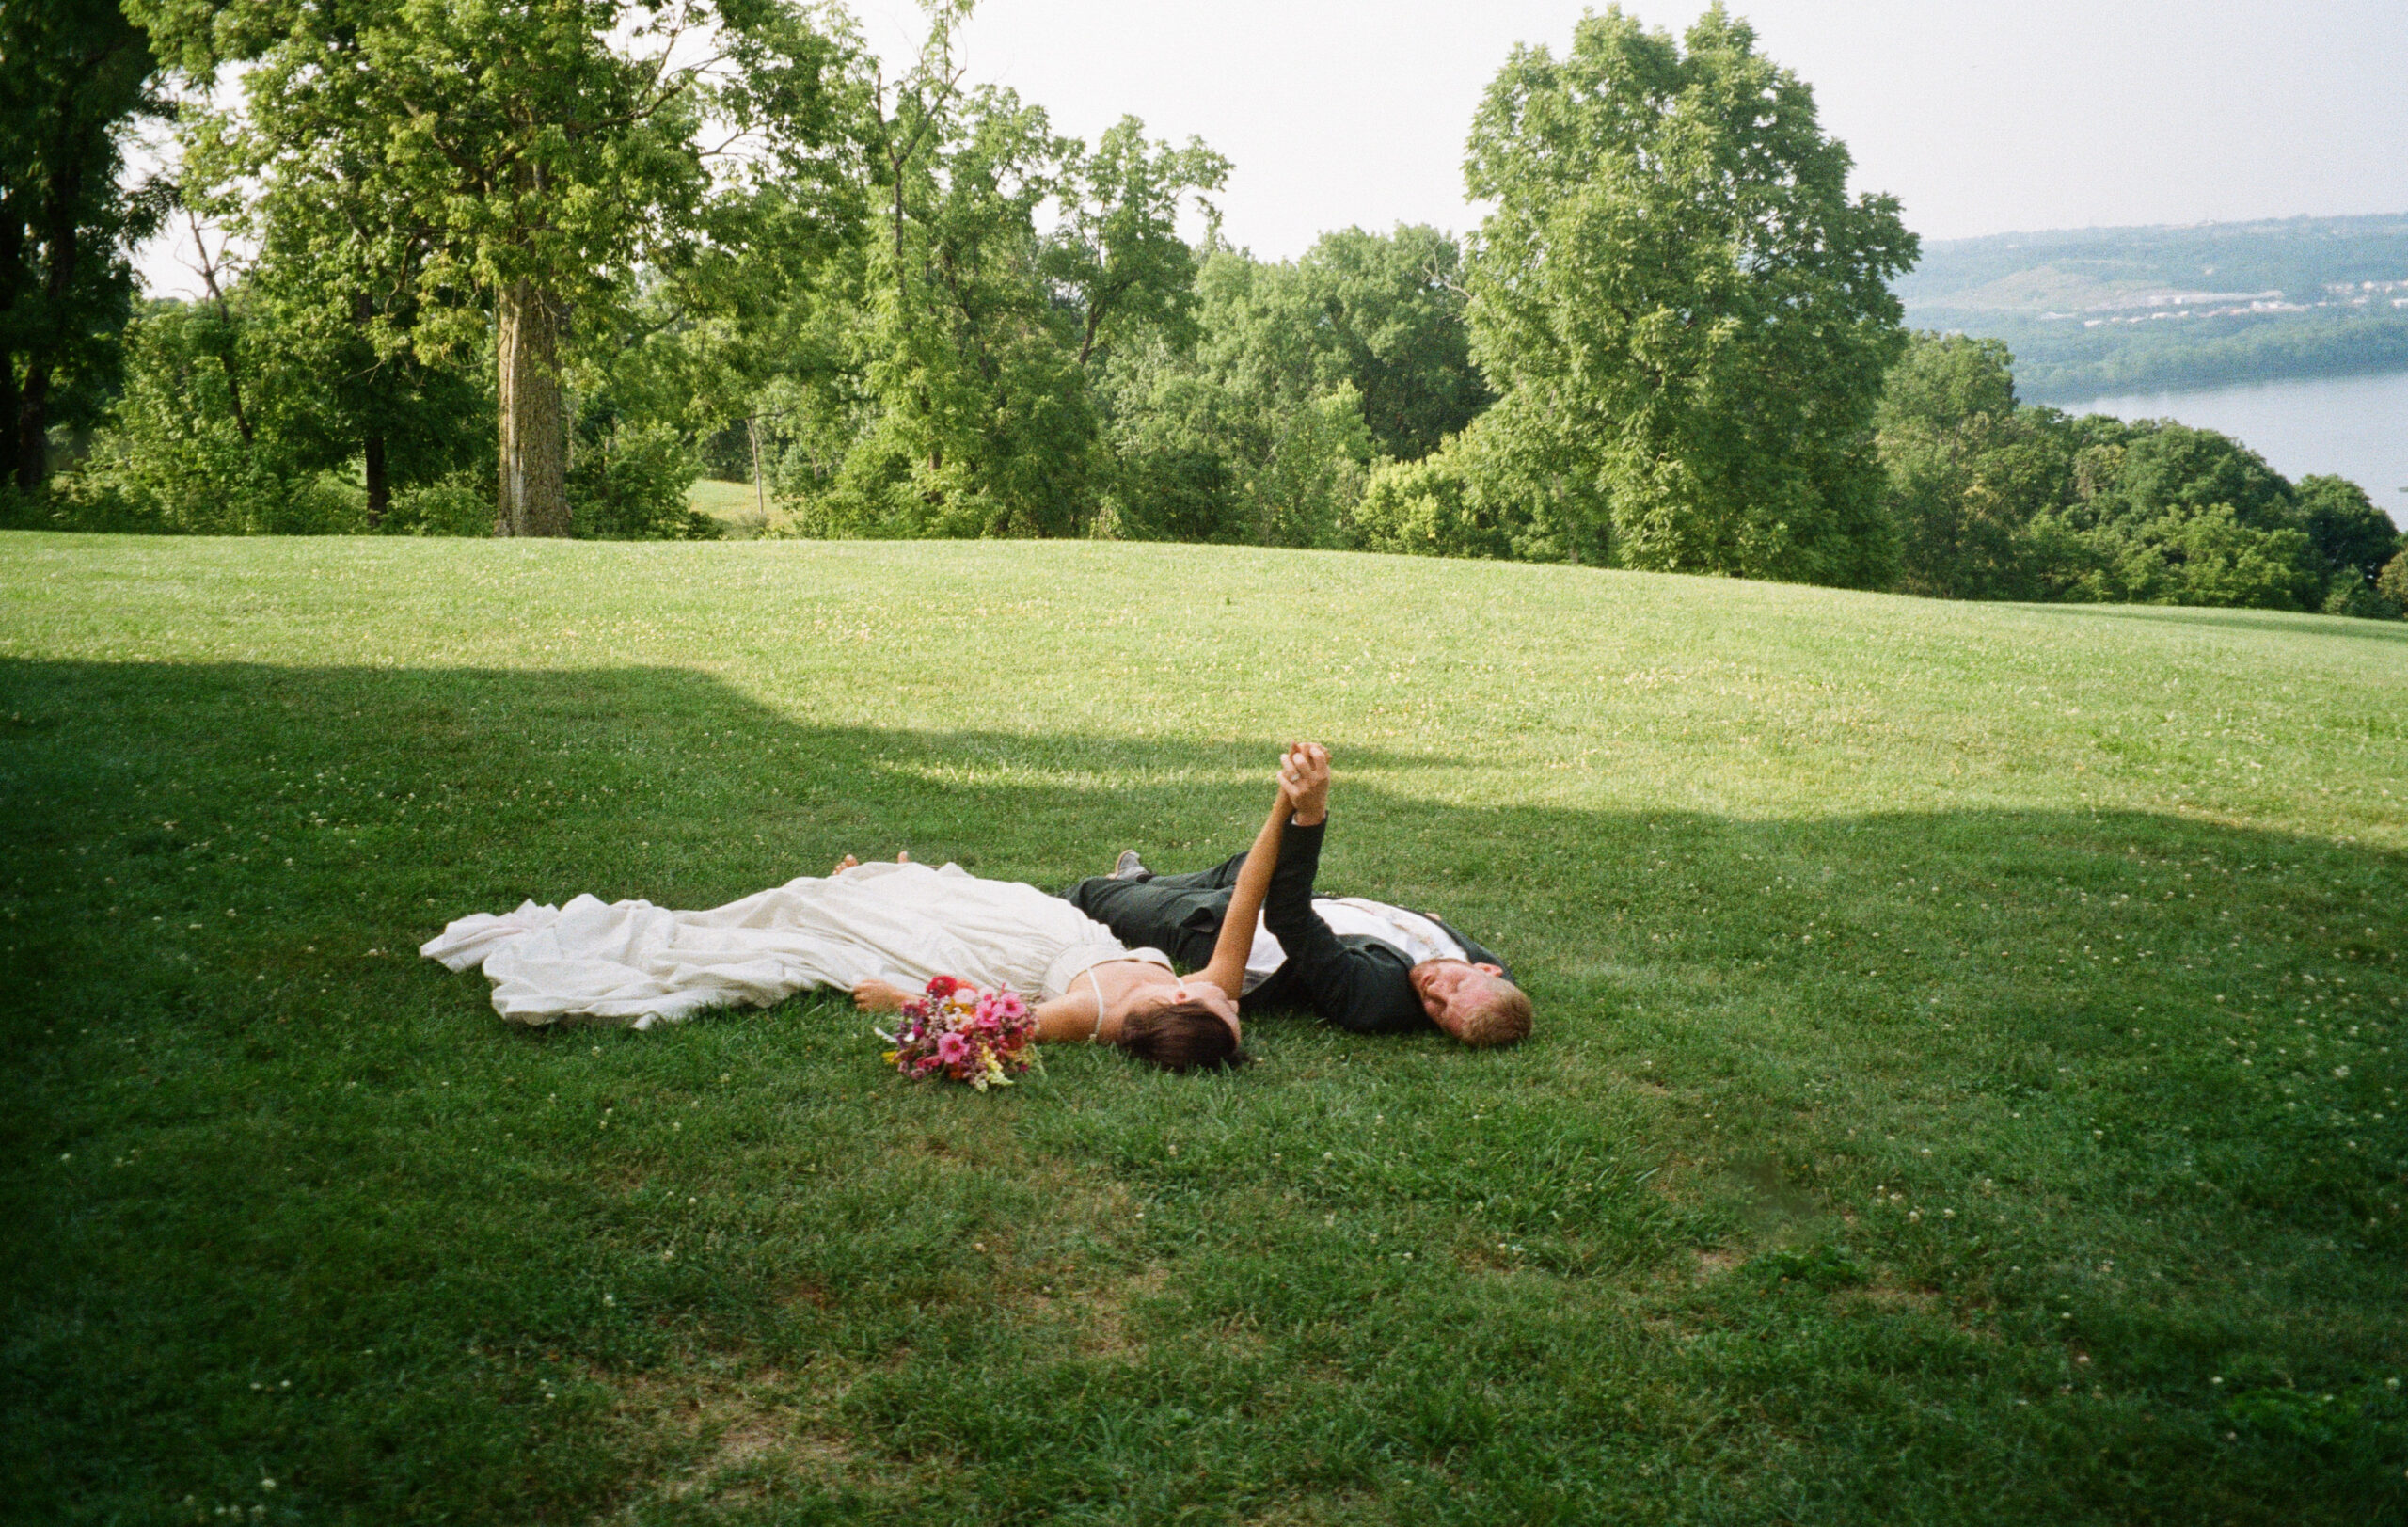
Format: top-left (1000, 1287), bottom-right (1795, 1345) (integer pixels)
top-left (832, 853), bottom-right (860, 875)
top-left (895, 850), bottom-right (911, 863)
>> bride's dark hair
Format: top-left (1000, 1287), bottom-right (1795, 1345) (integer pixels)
top-left (1117, 999), bottom-right (1248, 1074)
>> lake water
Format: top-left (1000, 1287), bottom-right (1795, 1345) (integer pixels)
top-left (2059, 370), bottom-right (2408, 531)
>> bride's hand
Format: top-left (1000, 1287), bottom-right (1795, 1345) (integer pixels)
top-left (851, 978), bottom-right (911, 1012)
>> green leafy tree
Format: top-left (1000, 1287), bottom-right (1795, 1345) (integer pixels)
top-left (1351, 449), bottom-right (1509, 561)
top-left (1351, 390), bottom-right (1609, 563)
top-left (1461, 5), bottom-right (1916, 584)
top-left (566, 418), bottom-right (712, 538)
top-left (1292, 225), bottom-right (1487, 461)
top-left (2378, 549), bottom-right (2408, 617)
top-left (1093, 248), bottom-right (1373, 547)
top-left (58, 297), bottom-right (365, 533)
top-left (1875, 332), bottom-right (2085, 600)
top-left (2040, 421), bottom-right (2324, 610)
top-left (825, 74), bottom-right (1089, 535)
top-left (1090, 342), bottom-right (1236, 541)
top-left (138, 0), bottom-right (848, 535)
top-left (2295, 474), bottom-right (2402, 614)
top-left (0, 0), bottom-right (168, 493)
top-left (182, 100), bottom-right (491, 526)
top-left (780, 8), bottom-right (1224, 540)
top-left (1045, 118), bottom-right (1227, 369)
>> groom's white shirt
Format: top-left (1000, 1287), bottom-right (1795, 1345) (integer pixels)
top-left (1240, 898), bottom-right (1466, 994)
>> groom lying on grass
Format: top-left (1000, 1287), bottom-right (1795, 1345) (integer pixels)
top-left (1066, 744), bottom-right (1531, 1046)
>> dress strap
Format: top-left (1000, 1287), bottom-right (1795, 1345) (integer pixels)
top-left (1085, 966), bottom-right (1108, 1041)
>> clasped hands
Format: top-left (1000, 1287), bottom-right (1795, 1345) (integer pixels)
top-left (1279, 741), bottom-right (1330, 827)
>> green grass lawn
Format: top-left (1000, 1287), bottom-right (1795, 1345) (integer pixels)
top-left (4, 533), bottom-right (2404, 1524)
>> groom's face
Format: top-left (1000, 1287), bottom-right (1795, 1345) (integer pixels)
top-left (1408, 960), bottom-right (1509, 1037)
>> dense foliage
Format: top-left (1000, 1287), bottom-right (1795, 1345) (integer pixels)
top-left (1944, 309), bottom-right (2408, 404)
top-left (4, 1), bottom-right (2396, 614)
top-left (0, 0), bottom-right (167, 496)
top-left (1442, 7), bottom-right (1918, 586)
top-left (1877, 332), bottom-right (2404, 616)
top-left (128, 0), bottom-right (849, 535)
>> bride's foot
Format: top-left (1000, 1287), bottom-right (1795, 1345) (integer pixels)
top-left (832, 851), bottom-right (909, 873)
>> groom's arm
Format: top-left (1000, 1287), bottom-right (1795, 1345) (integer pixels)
top-left (1257, 747), bottom-right (1382, 1025)
top-left (1260, 749), bottom-right (1434, 1034)
top-left (1260, 819), bottom-right (1327, 941)
top-left (1261, 743), bottom-right (1329, 938)
top-left (1259, 830), bottom-right (1417, 1034)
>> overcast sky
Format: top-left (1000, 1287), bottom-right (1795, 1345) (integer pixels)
top-left (850, 0), bottom-right (2408, 258)
top-left (137, 0), bottom-right (2404, 295)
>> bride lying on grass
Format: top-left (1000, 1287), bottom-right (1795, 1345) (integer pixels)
top-left (420, 752), bottom-right (1300, 1073)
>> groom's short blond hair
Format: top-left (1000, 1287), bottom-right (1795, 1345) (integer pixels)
top-left (1455, 978), bottom-right (1532, 1047)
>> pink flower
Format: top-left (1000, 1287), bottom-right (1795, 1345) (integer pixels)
top-left (926, 976), bottom-right (961, 999)
top-left (936, 1031), bottom-right (971, 1065)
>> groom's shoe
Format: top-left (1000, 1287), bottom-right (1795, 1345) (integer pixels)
top-left (1111, 850), bottom-right (1149, 881)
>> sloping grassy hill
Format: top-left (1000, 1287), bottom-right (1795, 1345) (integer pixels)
top-left (4, 534), bottom-right (2404, 1524)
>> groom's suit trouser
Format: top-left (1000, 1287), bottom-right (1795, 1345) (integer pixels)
top-left (1062, 852), bottom-right (1255, 980)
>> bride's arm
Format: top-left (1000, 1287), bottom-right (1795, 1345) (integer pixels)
top-left (1193, 781), bottom-right (1294, 997)
top-left (1031, 990), bottom-right (1101, 1042)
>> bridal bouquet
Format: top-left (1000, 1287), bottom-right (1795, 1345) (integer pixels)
top-left (880, 976), bottom-right (1038, 1090)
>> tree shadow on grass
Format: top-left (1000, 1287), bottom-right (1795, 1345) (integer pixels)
top-left (4, 656), bottom-right (2404, 1525)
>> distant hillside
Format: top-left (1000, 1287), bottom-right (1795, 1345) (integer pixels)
top-left (1899, 215), bottom-right (2408, 402)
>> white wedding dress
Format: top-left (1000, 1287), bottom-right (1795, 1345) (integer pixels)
top-left (420, 860), bottom-right (1169, 1029)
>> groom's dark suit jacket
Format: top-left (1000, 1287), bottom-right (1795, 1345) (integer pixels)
top-left (1063, 819), bottom-right (1512, 1036)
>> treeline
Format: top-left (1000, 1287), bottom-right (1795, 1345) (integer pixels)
top-left (1895, 215), bottom-right (2408, 402)
top-left (1880, 334), bottom-right (2404, 617)
top-left (1939, 309), bottom-right (2408, 404)
top-left (1898, 215), bottom-right (2408, 314)
top-left (4, 2), bottom-right (2401, 619)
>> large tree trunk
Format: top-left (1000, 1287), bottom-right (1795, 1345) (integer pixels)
top-left (12, 362), bottom-right (49, 493)
top-left (363, 432), bottom-right (388, 527)
top-left (0, 199), bottom-right (25, 490)
top-left (495, 279), bottom-right (570, 536)
top-left (13, 163), bottom-right (84, 493)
